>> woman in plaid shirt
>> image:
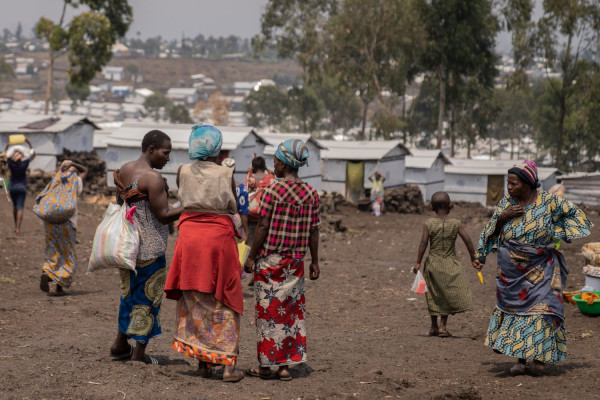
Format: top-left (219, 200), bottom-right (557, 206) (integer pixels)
top-left (244, 139), bottom-right (321, 381)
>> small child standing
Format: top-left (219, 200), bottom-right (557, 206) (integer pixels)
top-left (413, 191), bottom-right (482, 337)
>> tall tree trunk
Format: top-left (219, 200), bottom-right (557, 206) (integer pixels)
top-left (359, 99), bottom-right (368, 140)
top-left (44, 49), bottom-right (54, 115)
top-left (436, 67), bottom-right (446, 149)
top-left (556, 33), bottom-right (573, 169)
top-left (467, 141), bottom-right (471, 159)
top-left (510, 129), bottom-right (515, 159)
top-left (449, 102), bottom-right (456, 157)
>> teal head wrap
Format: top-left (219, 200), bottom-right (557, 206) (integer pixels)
top-left (188, 122), bottom-right (223, 160)
top-left (275, 139), bottom-right (309, 168)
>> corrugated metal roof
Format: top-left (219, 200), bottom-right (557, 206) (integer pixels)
top-left (0, 113), bottom-right (99, 133)
top-left (446, 158), bottom-right (559, 179)
top-left (318, 140), bottom-right (410, 160)
top-left (256, 132), bottom-right (327, 156)
top-left (406, 149), bottom-right (451, 169)
top-left (105, 123), bottom-right (264, 151)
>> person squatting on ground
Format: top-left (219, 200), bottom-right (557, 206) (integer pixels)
top-left (476, 162), bottom-right (592, 375)
top-left (164, 123), bottom-right (245, 382)
top-left (3, 137), bottom-right (35, 235)
top-left (40, 160), bottom-right (87, 296)
top-left (244, 139), bottom-right (321, 381)
top-left (110, 130), bottom-right (182, 365)
top-left (413, 191), bottom-right (482, 337)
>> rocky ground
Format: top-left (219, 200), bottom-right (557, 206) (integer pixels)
top-left (1, 195), bottom-right (599, 400)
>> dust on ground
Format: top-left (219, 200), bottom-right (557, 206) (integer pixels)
top-left (1, 197), bottom-right (599, 400)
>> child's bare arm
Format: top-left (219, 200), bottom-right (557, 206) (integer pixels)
top-left (413, 225), bottom-right (429, 273)
top-left (458, 223), bottom-right (483, 269)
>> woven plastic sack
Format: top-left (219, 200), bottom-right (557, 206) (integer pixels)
top-left (33, 172), bottom-right (77, 224)
top-left (411, 270), bottom-right (428, 294)
top-left (88, 203), bottom-right (140, 273)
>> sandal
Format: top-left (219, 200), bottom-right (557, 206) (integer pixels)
top-left (428, 328), bottom-right (439, 336)
top-left (132, 355), bottom-right (159, 365)
top-left (438, 330), bottom-right (452, 337)
top-left (40, 273), bottom-right (50, 293)
top-left (110, 344), bottom-right (135, 360)
top-left (510, 362), bottom-right (526, 376)
top-left (246, 366), bottom-right (273, 379)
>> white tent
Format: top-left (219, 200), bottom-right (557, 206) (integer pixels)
top-left (445, 158), bottom-right (559, 206)
top-left (104, 123), bottom-right (266, 189)
top-left (256, 132), bottom-right (326, 191)
top-left (405, 149), bottom-right (451, 201)
top-left (0, 113), bottom-right (99, 171)
top-left (318, 140), bottom-right (411, 202)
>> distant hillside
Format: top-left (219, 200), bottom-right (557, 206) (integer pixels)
top-left (0, 52), bottom-right (301, 100)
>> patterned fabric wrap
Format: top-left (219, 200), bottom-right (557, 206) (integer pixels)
top-left (33, 172), bottom-right (78, 224)
top-left (245, 171), bottom-right (276, 220)
top-left (485, 308), bottom-right (566, 363)
top-left (236, 183), bottom-right (249, 215)
top-left (42, 221), bottom-right (77, 288)
top-left (172, 290), bottom-right (240, 366)
top-left (88, 203), bottom-right (140, 273)
top-left (476, 191), bottom-right (592, 262)
top-left (508, 161), bottom-right (540, 188)
top-left (188, 123), bottom-right (223, 160)
top-left (275, 139), bottom-right (309, 168)
top-left (496, 240), bottom-right (567, 327)
top-left (254, 254), bottom-right (307, 367)
top-left (423, 218), bottom-right (473, 316)
top-left (258, 181), bottom-right (320, 259)
top-left (118, 255), bottom-right (167, 344)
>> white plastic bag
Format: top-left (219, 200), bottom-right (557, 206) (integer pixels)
top-left (88, 203), bottom-right (140, 273)
top-left (411, 270), bottom-right (428, 294)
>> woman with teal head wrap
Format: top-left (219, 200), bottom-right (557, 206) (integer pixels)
top-left (274, 139), bottom-right (309, 168)
top-left (188, 122), bottom-right (223, 160)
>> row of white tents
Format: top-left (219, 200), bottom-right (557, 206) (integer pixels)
top-left (0, 114), bottom-right (566, 206)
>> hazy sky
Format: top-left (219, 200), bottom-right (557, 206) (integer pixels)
top-left (0, 0), bottom-right (542, 52)
top-left (0, 0), bottom-right (268, 39)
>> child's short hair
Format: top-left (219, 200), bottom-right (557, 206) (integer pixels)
top-left (431, 191), bottom-right (452, 212)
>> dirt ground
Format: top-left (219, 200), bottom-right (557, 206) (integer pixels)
top-left (1, 196), bottom-right (599, 400)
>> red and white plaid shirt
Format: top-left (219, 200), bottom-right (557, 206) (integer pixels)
top-left (258, 181), bottom-right (320, 259)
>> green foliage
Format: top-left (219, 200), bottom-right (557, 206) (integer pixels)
top-left (312, 74), bottom-right (362, 133)
top-left (411, 76), bottom-right (439, 139)
top-left (67, 12), bottom-right (113, 86)
top-left (287, 86), bottom-right (325, 133)
top-left (144, 92), bottom-right (173, 122)
top-left (65, 81), bottom-right (90, 104)
top-left (169, 104), bottom-right (193, 124)
top-left (0, 60), bottom-right (15, 81)
top-left (244, 85), bottom-right (289, 129)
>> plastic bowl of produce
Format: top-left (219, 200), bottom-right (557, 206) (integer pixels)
top-left (563, 290), bottom-right (580, 305)
top-left (572, 291), bottom-right (600, 316)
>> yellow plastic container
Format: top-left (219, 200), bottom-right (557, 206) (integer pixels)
top-left (238, 242), bottom-right (250, 267)
top-left (8, 134), bottom-right (26, 145)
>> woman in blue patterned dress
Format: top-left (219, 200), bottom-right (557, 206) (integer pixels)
top-left (476, 162), bottom-right (592, 375)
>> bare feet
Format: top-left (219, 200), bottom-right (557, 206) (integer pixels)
top-left (40, 273), bottom-right (50, 293)
top-left (277, 366), bottom-right (292, 381)
top-left (530, 360), bottom-right (545, 374)
top-left (223, 365), bottom-right (244, 382)
top-left (197, 361), bottom-right (212, 378)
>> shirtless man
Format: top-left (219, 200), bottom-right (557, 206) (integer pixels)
top-left (109, 130), bottom-right (182, 365)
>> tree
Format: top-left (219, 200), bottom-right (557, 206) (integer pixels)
top-left (410, 76), bottom-right (439, 147)
top-left (312, 74), bottom-right (362, 134)
top-left (535, 0), bottom-right (600, 169)
top-left (325, 0), bottom-right (424, 139)
top-left (169, 104), bottom-right (193, 124)
top-left (209, 92), bottom-right (230, 126)
top-left (491, 86), bottom-right (533, 159)
top-left (244, 85), bottom-right (289, 129)
top-left (125, 64), bottom-right (139, 87)
top-left (35, 0), bottom-right (132, 115)
top-left (15, 22), bottom-right (22, 41)
top-left (0, 60), bottom-right (15, 81)
top-left (286, 86), bottom-right (325, 133)
top-left (144, 92), bottom-right (173, 121)
top-left (416, 0), bottom-right (499, 152)
top-left (65, 81), bottom-right (90, 105)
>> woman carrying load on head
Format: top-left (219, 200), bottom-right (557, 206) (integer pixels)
top-left (244, 139), bottom-right (321, 381)
top-left (164, 123), bottom-right (245, 383)
top-left (40, 160), bottom-right (87, 296)
top-left (476, 161), bottom-right (592, 375)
